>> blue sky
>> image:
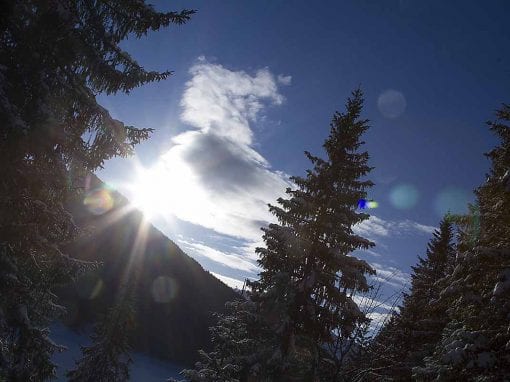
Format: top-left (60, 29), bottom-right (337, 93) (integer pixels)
top-left (94, 0), bottom-right (510, 319)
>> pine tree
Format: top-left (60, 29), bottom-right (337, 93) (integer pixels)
top-left (415, 104), bottom-right (510, 380)
top-left (355, 218), bottom-right (455, 380)
top-left (0, 2), bottom-right (193, 380)
top-left (447, 203), bottom-right (481, 254)
top-left (179, 90), bottom-right (376, 382)
top-left (67, 288), bottom-right (136, 382)
top-left (176, 299), bottom-right (275, 382)
top-left (248, 89), bottom-right (376, 381)
top-left (478, 105), bottom-right (510, 248)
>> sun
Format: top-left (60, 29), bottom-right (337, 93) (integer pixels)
top-left (128, 159), bottom-right (203, 220)
top-left (129, 168), bottom-right (164, 217)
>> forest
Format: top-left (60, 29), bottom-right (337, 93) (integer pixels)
top-left (1, 1), bottom-right (509, 381)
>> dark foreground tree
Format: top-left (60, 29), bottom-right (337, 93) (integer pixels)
top-left (351, 217), bottom-right (455, 380)
top-left (415, 104), bottom-right (510, 380)
top-left (176, 299), bottom-right (274, 382)
top-left (250, 89), bottom-right (375, 381)
top-left (67, 287), bottom-right (136, 382)
top-left (0, 2), bottom-right (193, 380)
top-left (179, 89), bottom-right (376, 382)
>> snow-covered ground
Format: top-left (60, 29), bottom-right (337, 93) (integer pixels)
top-left (51, 323), bottom-right (185, 381)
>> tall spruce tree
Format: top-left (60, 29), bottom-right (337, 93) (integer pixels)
top-left (249, 89), bottom-right (375, 381)
top-left (0, 2), bottom-right (193, 380)
top-left (179, 89), bottom-right (376, 382)
top-left (67, 287), bottom-right (136, 382)
top-left (354, 218), bottom-right (455, 380)
top-left (415, 104), bottom-right (510, 380)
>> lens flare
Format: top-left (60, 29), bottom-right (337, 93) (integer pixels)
top-left (84, 187), bottom-right (115, 215)
top-left (434, 187), bottom-right (471, 216)
top-left (389, 184), bottom-right (419, 209)
top-left (367, 200), bottom-right (379, 208)
top-left (151, 276), bottom-right (178, 303)
top-left (358, 199), bottom-right (379, 209)
top-left (377, 89), bottom-right (407, 119)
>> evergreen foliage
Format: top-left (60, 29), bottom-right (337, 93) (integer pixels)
top-left (67, 287), bottom-right (136, 382)
top-left (248, 89), bottom-right (375, 381)
top-left (176, 299), bottom-right (275, 382)
top-left (0, 1), bottom-right (193, 380)
top-left (414, 104), bottom-right (510, 380)
top-left (346, 103), bottom-right (510, 381)
top-left (180, 89), bottom-right (377, 382)
top-left (354, 218), bottom-right (455, 380)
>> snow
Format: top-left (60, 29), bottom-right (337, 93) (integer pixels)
top-left (501, 170), bottom-right (510, 191)
top-left (51, 323), bottom-right (185, 381)
top-left (493, 268), bottom-right (510, 297)
top-left (493, 279), bottom-right (510, 296)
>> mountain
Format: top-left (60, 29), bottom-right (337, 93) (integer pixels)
top-left (57, 174), bottom-right (238, 366)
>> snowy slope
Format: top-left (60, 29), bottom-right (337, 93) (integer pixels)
top-left (51, 323), bottom-right (184, 381)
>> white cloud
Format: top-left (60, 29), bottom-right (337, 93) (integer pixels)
top-left (371, 262), bottom-right (410, 289)
top-left (352, 294), bottom-right (395, 313)
top-left (178, 239), bottom-right (260, 273)
top-left (130, 59), bottom-right (292, 242)
top-left (367, 311), bottom-right (391, 328)
top-left (180, 61), bottom-right (284, 145)
top-left (231, 240), bottom-right (266, 262)
top-left (354, 215), bottom-right (437, 241)
top-left (277, 74), bottom-right (292, 86)
top-left (354, 215), bottom-right (391, 238)
top-left (397, 220), bottom-right (437, 234)
top-left (211, 272), bottom-right (247, 290)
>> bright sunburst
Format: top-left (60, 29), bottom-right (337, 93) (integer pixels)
top-left (129, 168), bottom-right (164, 217)
top-left (128, 158), bottom-right (204, 220)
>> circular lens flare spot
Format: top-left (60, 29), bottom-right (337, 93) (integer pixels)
top-left (84, 187), bottom-right (114, 215)
top-left (367, 200), bottom-right (379, 208)
top-left (151, 276), bottom-right (178, 303)
top-left (377, 89), bottom-right (407, 119)
top-left (389, 184), bottom-right (419, 209)
top-left (434, 187), bottom-right (471, 216)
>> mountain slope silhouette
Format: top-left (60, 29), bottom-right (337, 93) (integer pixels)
top-left (58, 174), bottom-right (238, 365)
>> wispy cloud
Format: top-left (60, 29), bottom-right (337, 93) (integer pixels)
top-left (211, 272), bottom-right (247, 290)
top-left (277, 74), bottom-right (292, 86)
top-left (352, 295), bottom-right (396, 313)
top-left (368, 311), bottom-right (392, 328)
top-left (396, 220), bottom-right (437, 234)
top-left (354, 215), bottom-right (437, 241)
top-left (128, 59), bottom-right (293, 242)
top-left (178, 239), bottom-right (260, 273)
top-left (355, 215), bottom-right (391, 238)
top-left (180, 57), bottom-right (285, 145)
top-left (371, 262), bottom-right (410, 289)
